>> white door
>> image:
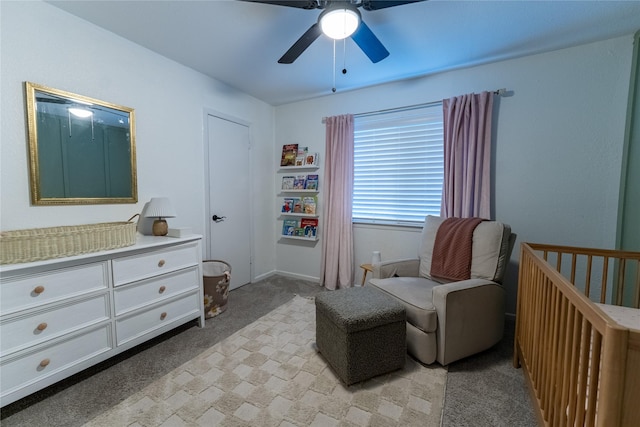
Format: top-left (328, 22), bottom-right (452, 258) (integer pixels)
top-left (206, 113), bottom-right (252, 289)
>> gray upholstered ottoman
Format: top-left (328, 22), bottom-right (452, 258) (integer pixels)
top-left (315, 286), bottom-right (406, 385)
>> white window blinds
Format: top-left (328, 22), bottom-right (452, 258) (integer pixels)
top-left (353, 103), bottom-right (444, 225)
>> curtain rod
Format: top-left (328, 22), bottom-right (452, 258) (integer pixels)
top-left (321, 88), bottom-right (508, 123)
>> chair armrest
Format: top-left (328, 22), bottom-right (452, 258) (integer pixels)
top-left (431, 279), bottom-right (506, 365)
top-left (372, 259), bottom-right (420, 279)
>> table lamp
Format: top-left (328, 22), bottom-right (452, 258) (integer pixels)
top-left (144, 197), bottom-right (176, 236)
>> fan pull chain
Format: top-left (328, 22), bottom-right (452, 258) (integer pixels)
top-left (342, 38), bottom-right (347, 75)
top-left (332, 39), bottom-right (337, 93)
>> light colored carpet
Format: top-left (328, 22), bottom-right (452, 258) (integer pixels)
top-left (82, 296), bottom-right (447, 427)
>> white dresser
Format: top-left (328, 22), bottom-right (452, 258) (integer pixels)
top-left (0, 235), bottom-right (204, 407)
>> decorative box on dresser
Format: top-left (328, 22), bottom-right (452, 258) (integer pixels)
top-left (0, 235), bottom-right (204, 407)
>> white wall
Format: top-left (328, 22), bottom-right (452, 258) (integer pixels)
top-left (0, 1), bottom-right (276, 280)
top-left (275, 36), bottom-right (634, 314)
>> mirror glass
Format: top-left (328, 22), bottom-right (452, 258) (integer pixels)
top-left (25, 82), bottom-right (137, 205)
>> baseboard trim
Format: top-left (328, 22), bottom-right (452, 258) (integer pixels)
top-left (253, 270), bottom-right (277, 282)
top-left (274, 270), bottom-right (320, 283)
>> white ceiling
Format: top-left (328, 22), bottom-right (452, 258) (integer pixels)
top-left (48, 0), bottom-right (640, 106)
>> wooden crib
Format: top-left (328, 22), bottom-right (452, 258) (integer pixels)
top-left (513, 243), bottom-right (640, 426)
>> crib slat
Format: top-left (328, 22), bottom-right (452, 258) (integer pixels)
top-left (556, 252), bottom-right (563, 272)
top-left (615, 258), bottom-right (626, 306)
top-left (534, 272), bottom-right (549, 395)
top-left (546, 283), bottom-right (562, 422)
top-left (526, 261), bottom-right (538, 365)
top-left (559, 303), bottom-right (575, 426)
top-left (553, 295), bottom-right (569, 426)
top-left (570, 253), bottom-right (577, 284)
top-left (585, 255), bottom-right (593, 298)
top-left (540, 277), bottom-right (552, 419)
top-left (539, 277), bottom-right (550, 419)
top-left (575, 320), bottom-right (591, 426)
top-left (566, 309), bottom-right (583, 424)
top-left (585, 331), bottom-right (602, 427)
top-left (544, 280), bottom-right (560, 421)
top-left (600, 257), bottom-right (609, 304)
top-left (533, 265), bottom-right (545, 385)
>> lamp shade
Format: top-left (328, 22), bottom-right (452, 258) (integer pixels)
top-left (319, 7), bottom-right (360, 40)
top-left (144, 197), bottom-right (176, 218)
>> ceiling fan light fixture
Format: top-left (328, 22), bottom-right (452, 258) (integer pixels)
top-left (319, 7), bottom-right (360, 40)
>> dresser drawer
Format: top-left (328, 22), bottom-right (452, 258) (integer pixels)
top-left (112, 242), bottom-right (199, 286)
top-left (114, 267), bottom-right (199, 315)
top-left (0, 325), bottom-right (112, 398)
top-left (0, 262), bottom-right (109, 316)
top-left (116, 292), bottom-right (200, 346)
top-left (1, 293), bottom-right (110, 356)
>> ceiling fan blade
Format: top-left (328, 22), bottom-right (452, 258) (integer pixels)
top-left (278, 23), bottom-right (322, 64)
top-left (241, 0), bottom-right (320, 9)
top-left (361, 0), bottom-right (426, 11)
top-left (351, 20), bottom-right (389, 63)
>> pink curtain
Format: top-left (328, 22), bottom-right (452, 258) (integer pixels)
top-left (320, 114), bottom-right (354, 289)
top-left (441, 92), bottom-right (493, 219)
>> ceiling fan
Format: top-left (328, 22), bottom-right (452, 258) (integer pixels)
top-left (244, 0), bottom-right (426, 64)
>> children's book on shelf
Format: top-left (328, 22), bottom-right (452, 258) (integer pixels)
top-left (292, 198), bottom-right (303, 213)
top-left (282, 219), bottom-right (298, 236)
top-left (302, 196), bottom-right (317, 215)
top-left (304, 174), bottom-right (318, 190)
top-left (282, 197), bottom-right (296, 213)
top-left (280, 143), bottom-right (298, 167)
top-left (300, 217), bottom-right (318, 238)
top-left (296, 146), bottom-right (308, 166)
top-left (293, 175), bottom-right (306, 189)
top-left (281, 176), bottom-right (295, 190)
top-left (304, 152), bottom-right (319, 166)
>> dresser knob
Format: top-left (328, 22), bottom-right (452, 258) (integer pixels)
top-left (160, 312), bottom-right (167, 320)
top-left (159, 286), bottom-right (166, 293)
top-left (33, 285), bottom-right (45, 295)
top-left (36, 322), bottom-right (48, 331)
top-left (158, 259), bottom-right (166, 267)
top-left (39, 358), bottom-right (50, 368)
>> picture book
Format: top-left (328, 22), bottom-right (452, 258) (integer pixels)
top-left (282, 219), bottom-right (298, 236)
top-left (295, 156), bottom-right (305, 166)
top-left (282, 198), bottom-right (295, 213)
top-left (304, 174), bottom-right (318, 190)
top-left (292, 198), bottom-right (303, 213)
top-left (281, 176), bottom-right (295, 190)
top-left (300, 217), bottom-right (318, 238)
top-left (280, 143), bottom-right (298, 167)
top-left (302, 196), bottom-right (317, 215)
top-left (298, 146), bottom-right (309, 156)
top-left (293, 175), bottom-right (306, 189)
top-left (304, 152), bottom-right (319, 166)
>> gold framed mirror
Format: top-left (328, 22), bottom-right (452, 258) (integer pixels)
top-left (25, 82), bottom-right (138, 205)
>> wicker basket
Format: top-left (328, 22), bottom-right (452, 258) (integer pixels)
top-left (203, 260), bottom-right (232, 319)
top-left (0, 221), bottom-right (137, 264)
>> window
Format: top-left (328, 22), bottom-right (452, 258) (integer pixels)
top-left (353, 103), bottom-right (444, 225)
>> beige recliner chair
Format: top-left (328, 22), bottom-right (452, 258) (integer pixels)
top-left (368, 215), bottom-right (516, 366)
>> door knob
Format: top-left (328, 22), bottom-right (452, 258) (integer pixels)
top-left (212, 215), bottom-right (226, 222)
